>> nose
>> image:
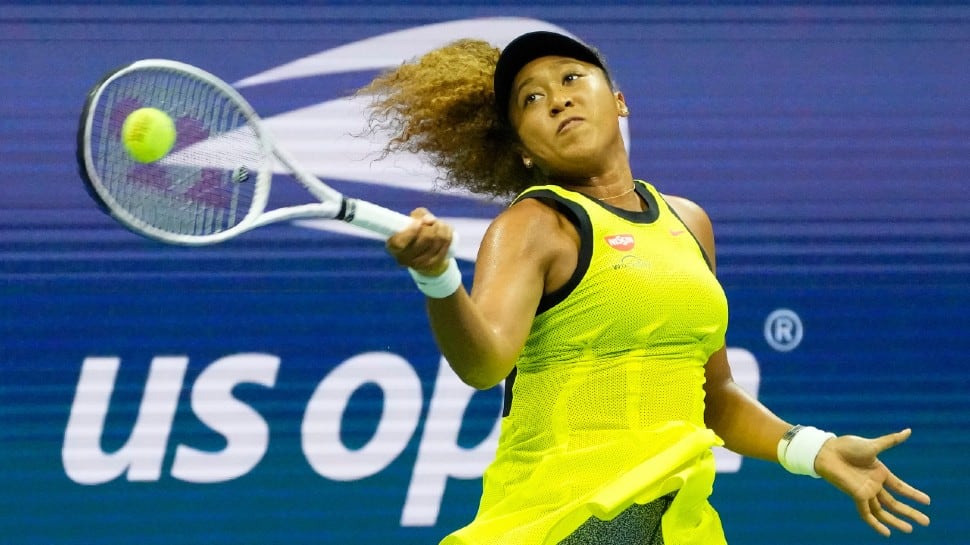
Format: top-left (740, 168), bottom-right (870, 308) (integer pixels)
top-left (549, 93), bottom-right (573, 116)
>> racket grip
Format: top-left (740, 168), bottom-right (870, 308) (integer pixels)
top-left (343, 199), bottom-right (459, 257)
top-left (343, 199), bottom-right (413, 237)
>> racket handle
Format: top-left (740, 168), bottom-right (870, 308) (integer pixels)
top-left (342, 198), bottom-right (413, 237)
top-left (343, 199), bottom-right (459, 257)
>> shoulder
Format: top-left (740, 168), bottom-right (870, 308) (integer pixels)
top-left (486, 196), bottom-right (578, 253)
top-left (494, 195), bottom-right (566, 232)
top-left (662, 195), bottom-right (711, 230)
top-left (661, 194), bottom-right (717, 269)
top-left (477, 195), bottom-right (580, 280)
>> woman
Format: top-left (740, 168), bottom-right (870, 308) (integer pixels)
top-left (362, 31), bottom-right (931, 544)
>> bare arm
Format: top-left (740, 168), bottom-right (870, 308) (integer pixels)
top-left (667, 194), bottom-right (931, 535)
top-left (386, 200), bottom-right (576, 389)
top-left (702, 346), bottom-right (792, 460)
top-left (665, 195), bottom-right (791, 459)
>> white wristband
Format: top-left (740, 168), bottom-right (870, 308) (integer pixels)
top-left (408, 257), bottom-right (461, 299)
top-left (777, 425), bottom-right (836, 478)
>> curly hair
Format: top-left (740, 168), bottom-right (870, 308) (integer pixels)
top-left (358, 39), bottom-right (542, 200)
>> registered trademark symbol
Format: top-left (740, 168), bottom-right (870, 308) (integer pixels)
top-left (764, 308), bottom-right (803, 352)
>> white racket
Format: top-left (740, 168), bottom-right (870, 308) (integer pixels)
top-left (77, 58), bottom-right (434, 247)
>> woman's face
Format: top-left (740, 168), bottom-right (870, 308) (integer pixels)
top-left (507, 55), bottom-right (627, 180)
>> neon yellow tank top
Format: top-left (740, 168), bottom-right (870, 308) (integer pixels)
top-left (440, 181), bottom-right (729, 545)
top-left (512, 181), bottom-right (728, 430)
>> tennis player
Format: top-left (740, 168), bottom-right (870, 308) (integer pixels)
top-left (364, 31), bottom-right (932, 544)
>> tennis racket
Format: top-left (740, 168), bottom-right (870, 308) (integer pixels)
top-left (77, 58), bottom-right (432, 247)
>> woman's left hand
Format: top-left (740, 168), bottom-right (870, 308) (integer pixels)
top-left (814, 428), bottom-right (931, 536)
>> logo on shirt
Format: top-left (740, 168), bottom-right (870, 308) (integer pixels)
top-left (605, 234), bottom-right (635, 251)
top-left (612, 254), bottom-right (650, 270)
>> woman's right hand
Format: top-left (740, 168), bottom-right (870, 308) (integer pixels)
top-left (386, 208), bottom-right (455, 276)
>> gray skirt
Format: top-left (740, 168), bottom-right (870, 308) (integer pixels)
top-left (557, 493), bottom-right (674, 545)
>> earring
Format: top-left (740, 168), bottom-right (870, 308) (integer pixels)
top-left (523, 158), bottom-right (533, 169)
top-left (619, 106), bottom-right (630, 116)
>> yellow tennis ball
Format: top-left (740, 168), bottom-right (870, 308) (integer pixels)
top-left (121, 107), bottom-right (176, 163)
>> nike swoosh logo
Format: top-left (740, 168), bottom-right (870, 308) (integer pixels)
top-left (670, 230), bottom-right (686, 236)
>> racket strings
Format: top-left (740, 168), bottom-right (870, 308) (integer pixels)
top-left (89, 67), bottom-right (266, 237)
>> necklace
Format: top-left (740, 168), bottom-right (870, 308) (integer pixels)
top-left (597, 185), bottom-right (636, 200)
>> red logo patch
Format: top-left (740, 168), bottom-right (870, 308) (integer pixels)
top-left (605, 234), bottom-right (635, 251)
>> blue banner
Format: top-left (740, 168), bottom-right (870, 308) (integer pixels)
top-left (2, 4), bottom-right (967, 544)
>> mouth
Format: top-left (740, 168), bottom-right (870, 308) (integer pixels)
top-left (557, 117), bottom-right (584, 134)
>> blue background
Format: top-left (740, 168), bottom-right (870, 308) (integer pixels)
top-left (1, 2), bottom-right (968, 544)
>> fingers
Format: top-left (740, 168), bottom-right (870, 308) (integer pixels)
top-left (386, 208), bottom-right (453, 274)
top-left (857, 477), bottom-right (932, 537)
top-left (883, 472), bottom-right (932, 528)
top-left (829, 428), bottom-right (930, 536)
top-left (872, 490), bottom-right (913, 534)
top-left (857, 496), bottom-right (891, 537)
top-left (870, 428), bottom-right (912, 455)
top-left (858, 491), bottom-right (914, 537)
top-left (885, 469), bottom-right (932, 506)
top-left (881, 490), bottom-right (931, 529)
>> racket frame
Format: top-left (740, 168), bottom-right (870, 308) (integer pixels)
top-left (78, 59), bottom-right (414, 246)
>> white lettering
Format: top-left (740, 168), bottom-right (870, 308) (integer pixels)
top-left (171, 353), bottom-right (279, 483)
top-left (63, 347), bottom-right (761, 523)
top-left (764, 308), bottom-right (803, 352)
top-left (302, 352), bottom-right (422, 480)
top-left (402, 357), bottom-right (502, 526)
top-left (63, 356), bottom-right (187, 484)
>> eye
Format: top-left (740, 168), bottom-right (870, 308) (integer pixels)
top-left (522, 93), bottom-right (541, 107)
top-left (563, 73), bottom-right (582, 84)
